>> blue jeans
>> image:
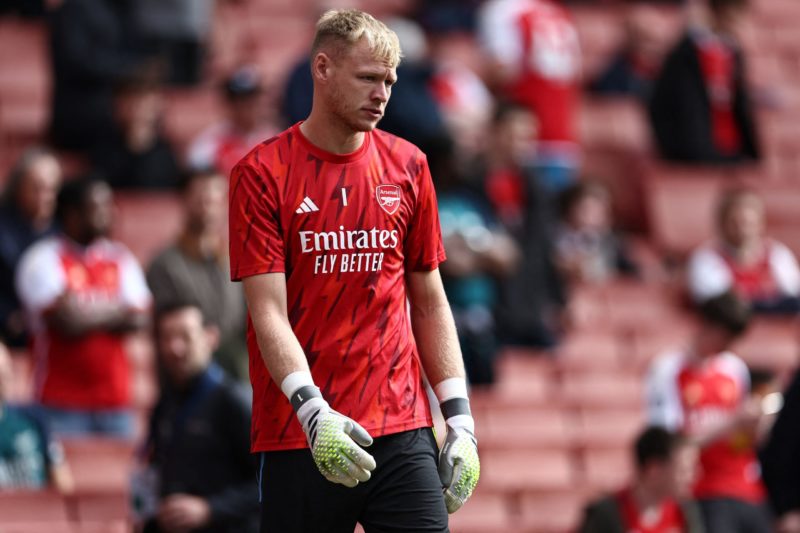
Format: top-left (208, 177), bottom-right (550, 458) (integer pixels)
top-left (35, 404), bottom-right (134, 439)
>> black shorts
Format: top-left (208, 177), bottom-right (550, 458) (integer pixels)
top-left (258, 427), bottom-right (449, 533)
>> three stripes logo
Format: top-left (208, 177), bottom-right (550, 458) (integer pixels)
top-left (295, 196), bottom-right (319, 214)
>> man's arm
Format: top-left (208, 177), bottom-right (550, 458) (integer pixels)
top-left (242, 272), bottom-right (310, 384)
top-left (407, 268), bottom-right (479, 513)
top-left (46, 293), bottom-right (148, 337)
top-left (242, 272), bottom-right (375, 487)
top-left (407, 269), bottom-right (465, 386)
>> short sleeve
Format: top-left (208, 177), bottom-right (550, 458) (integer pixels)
top-left (15, 241), bottom-right (65, 317)
top-left (118, 247), bottom-right (152, 310)
top-left (229, 159), bottom-right (286, 280)
top-left (478, 0), bottom-right (523, 70)
top-left (687, 246), bottom-right (732, 302)
top-left (644, 353), bottom-right (684, 431)
top-left (404, 154), bottom-right (446, 272)
top-left (769, 241), bottom-right (800, 297)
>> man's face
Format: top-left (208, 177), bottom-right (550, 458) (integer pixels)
top-left (0, 344), bottom-right (12, 403)
top-left (321, 38), bottom-right (397, 133)
top-left (83, 182), bottom-right (114, 240)
top-left (185, 174), bottom-right (228, 233)
top-left (157, 307), bottom-right (215, 387)
top-left (18, 155), bottom-right (61, 223)
top-left (722, 196), bottom-right (764, 247)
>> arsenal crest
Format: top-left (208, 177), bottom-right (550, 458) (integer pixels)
top-left (375, 184), bottom-right (401, 215)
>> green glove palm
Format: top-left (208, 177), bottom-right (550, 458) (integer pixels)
top-left (297, 397), bottom-right (377, 487)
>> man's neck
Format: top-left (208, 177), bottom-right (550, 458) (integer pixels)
top-left (631, 481), bottom-right (667, 516)
top-left (180, 229), bottom-right (222, 260)
top-left (300, 113), bottom-right (365, 155)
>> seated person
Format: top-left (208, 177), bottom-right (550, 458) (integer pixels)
top-left (91, 76), bottom-right (180, 190)
top-left (648, 0), bottom-right (759, 163)
top-left (0, 340), bottom-right (73, 492)
top-left (579, 426), bottom-right (703, 533)
top-left (0, 148), bottom-right (62, 347)
top-left (688, 188), bottom-right (800, 314)
top-left (135, 300), bottom-right (257, 533)
top-left (555, 181), bottom-right (638, 284)
top-left (589, 5), bottom-right (669, 101)
top-left (645, 291), bottom-right (772, 533)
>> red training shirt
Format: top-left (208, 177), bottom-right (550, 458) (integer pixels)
top-left (229, 123), bottom-right (446, 452)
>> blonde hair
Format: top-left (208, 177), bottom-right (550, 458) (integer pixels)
top-left (311, 9), bottom-right (402, 68)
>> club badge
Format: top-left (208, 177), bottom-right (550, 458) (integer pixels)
top-left (375, 184), bottom-right (401, 215)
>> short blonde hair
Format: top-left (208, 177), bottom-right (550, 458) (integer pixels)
top-left (311, 9), bottom-right (402, 68)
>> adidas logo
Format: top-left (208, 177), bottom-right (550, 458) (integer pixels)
top-left (295, 197), bottom-right (319, 214)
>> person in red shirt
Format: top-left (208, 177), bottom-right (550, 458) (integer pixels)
top-left (645, 291), bottom-right (772, 532)
top-left (15, 179), bottom-right (151, 438)
top-left (478, 0), bottom-right (582, 193)
top-left (649, 0), bottom-right (759, 163)
top-left (228, 9), bottom-right (479, 533)
top-left (579, 426), bottom-right (704, 533)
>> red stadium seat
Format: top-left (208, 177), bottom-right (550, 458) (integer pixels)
top-left (448, 491), bottom-right (512, 533)
top-left (481, 449), bottom-right (576, 494)
top-left (733, 318), bottom-right (799, 373)
top-left (73, 491), bottom-right (130, 524)
top-left (62, 438), bottom-right (135, 494)
top-left (0, 489), bottom-right (71, 522)
top-left (480, 407), bottom-right (576, 451)
top-left (580, 448), bottom-right (633, 493)
top-left (112, 192), bottom-right (184, 265)
top-left (560, 371), bottom-right (644, 409)
top-left (574, 408), bottom-right (645, 449)
top-left (520, 490), bottom-right (590, 533)
top-left (555, 330), bottom-right (621, 370)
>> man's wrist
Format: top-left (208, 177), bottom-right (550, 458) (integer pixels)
top-left (434, 377), bottom-right (474, 433)
top-left (280, 371), bottom-right (322, 412)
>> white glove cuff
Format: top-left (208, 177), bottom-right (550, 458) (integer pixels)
top-left (434, 377), bottom-right (469, 403)
top-left (446, 414), bottom-right (475, 434)
top-left (280, 371), bottom-right (315, 399)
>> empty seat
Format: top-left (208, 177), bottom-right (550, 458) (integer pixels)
top-left (481, 407), bottom-right (576, 451)
top-left (448, 491), bottom-right (511, 533)
top-left (73, 491), bottom-right (129, 524)
top-left (520, 490), bottom-right (589, 533)
top-left (580, 448), bottom-right (633, 493)
top-left (560, 371), bottom-right (644, 409)
top-left (0, 489), bottom-right (71, 523)
top-left (574, 408), bottom-right (645, 449)
top-left (481, 449), bottom-right (575, 494)
top-left (555, 330), bottom-right (621, 370)
top-left (112, 192), bottom-right (183, 265)
top-left (62, 438), bottom-right (135, 494)
top-left (734, 318), bottom-right (799, 373)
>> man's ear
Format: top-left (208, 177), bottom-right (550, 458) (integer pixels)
top-left (204, 324), bottom-right (221, 352)
top-left (311, 51), bottom-right (333, 83)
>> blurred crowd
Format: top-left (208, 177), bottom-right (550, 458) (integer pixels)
top-left (1, 0), bottom-right (800, 532)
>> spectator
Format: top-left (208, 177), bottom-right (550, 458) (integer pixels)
top-left (761, 368), bottom-right (800, 533)
top-left (0, 148), bottom-right (62, 348)
top-left (649, 0), bottom-right (760, 163)
top-left (589, 5), bottom-right (670, 101)
top-left (15, 179), bottom-right (151, 438)
top-left (91, 76), bottom-right (181, 190)
top-left (478, 0), bottom-right (582, 193)
top-left (187, 66), bottom-right (279, 177)
top-left (135, 300), bottom-right (257, 533)
top-left (645, 291), bottom-right (772, 533)
top-left (135, 0), bottom-right (214, 86)
top-left (579, 426), bottom-right (704, 533)
top-left (147, 168), bottom-right (248, 382)
top-left (48, 0), bottom-right (157, 152)
top-left (479, 101), bottom-right (566, 348)
top-left (435, 139), bottom-right (520, 385)
top-left (0, 340), bottom-right (73, 493)
top-left (687, 188), bottom-right (800, 314)
top-left (555, 181), bottom-right (639, 285)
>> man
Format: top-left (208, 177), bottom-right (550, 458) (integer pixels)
top-left (579, 426), bottom-right (704, 533)
top-left (228, 9), bottom-right (480, 533)
top-left (649, 0), bottom-right (759, 163)
top-left (15, 179), bottom-right (151, 437)
top-left (645, 291), bottom-right (771, 532)
top-left (138, 301), bottom-right (257, 533)
top-left (187, 66), bottom-right (279, 177)
top-left (147, 168), bottom-right (248, 381)
top-left (478, 0), bottom-right (583, 193)
top-left (0, 147), bottom-right (62, 347)
top-left (0, 340), bottom-right (73, 492)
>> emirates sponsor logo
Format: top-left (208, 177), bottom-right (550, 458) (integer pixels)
top-left (376, 185), bottom-right (401, 215)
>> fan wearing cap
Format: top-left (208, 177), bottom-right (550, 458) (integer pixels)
top-left (187, 67), bottom-right (280, 176)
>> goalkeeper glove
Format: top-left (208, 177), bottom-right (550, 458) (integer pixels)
top-left (435, 378), bottom-right (480, 513)
top-left (283, 372), bottom-right (376, 487)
